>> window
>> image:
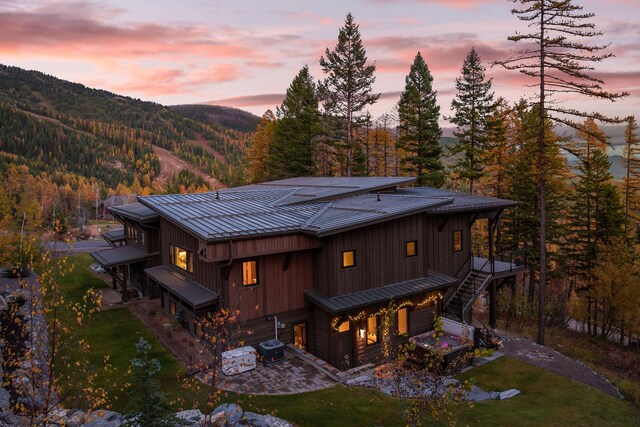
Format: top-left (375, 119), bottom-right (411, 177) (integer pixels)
top-left (397, 307), bottom-right (409, 336)
top-left (406, 240), bottom-right (417, 257)
top-left (453, 230), bottom-right (463, 252)
top-left (342, 250), bottom-right (356, 268)
top-left (366, 315), bottom-right (379, 346)
top-left (242, 260), bottom-right (258, 286)
top-left (170, 244), bottom-right (193, 273)
top-left (293, 322), bottom-right (308, 350)
top-left (169, 300), bottom-right (176, 316)
top-left (140, 230), bottom-right (145, 246)
top-left (338, 321), bottom-right (350, 333)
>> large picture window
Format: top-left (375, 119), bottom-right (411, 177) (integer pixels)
top-left (170, 244), bottom-right (193, 273)
top-left (453, 230), bottom-right (463, 252)
top-left (342, 250), bottom-right (356, 268)
top-left (242, 260), bottom-right (258, 286)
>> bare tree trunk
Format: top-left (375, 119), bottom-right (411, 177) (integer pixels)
top-left (537, 3), bottom-right (547, 346)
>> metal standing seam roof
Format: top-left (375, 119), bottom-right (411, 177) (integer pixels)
top-left (101, 229), bottom-right (125, 244)
top-left (304, 271), bottom-right (458, 314)
top-left (137, 178), bottom-right (518, 242)
top-left (108, 202), bottom-right (159, 222)
top-left (144, 265), bottom-right (219, 310)
top-left (91, 245), bottom-right (159, 268)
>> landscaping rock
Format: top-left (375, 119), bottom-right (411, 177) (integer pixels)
top-left (83, 409), bottom-right (122, 427)
top-left (0, 295), bottom-right (7, 312)
top-left (175, 409), bottom-right (206, 426)
top-left (465, 385), bottom-right (492, 402)
top-left (346, 374), bottom-right (373, 387)
top-left (263, 415), bottom-right (293, 427)
top-left (242, 411), bottom-right (270, 427)
top-left (208, 411), bottom-right (227, 426)
top-left (498, 388), bottom-right (521, 400)
top-left (212, 402), bottom-right (244, 425)
top-left (0, 412), bottom-right (31, 427)
top-left (0, 386), bottom-right (10, 411)
top-left (489, 391), bottom-right (500, 400)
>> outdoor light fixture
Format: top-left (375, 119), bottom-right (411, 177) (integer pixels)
top-left (358, 328), bottom-right (366, 339)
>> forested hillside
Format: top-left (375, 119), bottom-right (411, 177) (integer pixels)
top-left (0, 64), bottom-right (253, 191)
top-left (170, 104), bottom-right (260, 133)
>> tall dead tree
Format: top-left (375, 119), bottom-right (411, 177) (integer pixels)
top-left (495, 0), bottom-right (627, 345)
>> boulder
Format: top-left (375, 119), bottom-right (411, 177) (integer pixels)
top-left (212, 403), bottom-right (244, 425)
top-left (0, 295), bottom-right (7, 312)
top-left (175, 409), bottom-right (205, 426)
top-left (64, 409), bottom-right (87, 427)
top-left (207, 411), bottom-right (227, 427)
top-left (263, 415), bottom-right (293, 427)
top-left (0, 387), bottom-right (10, 411)
top-left (498, 389), bottom-right (521, 400)
top-left (241, 411), bottom-right (270, 427)
top-left (465, 385), bottom-right (492, 402)
top-left (83, 409), bottom-right (122, 427)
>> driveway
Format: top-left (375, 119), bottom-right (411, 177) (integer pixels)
top-left (46, 240), bottom-right (111, 254)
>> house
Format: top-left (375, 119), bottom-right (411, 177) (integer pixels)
top-left (126, 177), bottom-right (524, 370)
top-left (91, 202), bottom-right (161, 300)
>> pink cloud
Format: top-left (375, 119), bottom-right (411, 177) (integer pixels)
top-left (368, 0), bottom-right (499, 9)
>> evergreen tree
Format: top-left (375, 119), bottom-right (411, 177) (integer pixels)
top-left (448, 48), bottom-right (495, 193)
top-left (622, 115), bottom-right (640, 238)
top-left (495, 0), bottom-right (627, 345)
top-left (246, 110), bottom-right (276, 183)
top-left (269, 66), bottom-right (322, 178)
top-left (397, 52), bottom-right (444, 187)
top-left (319, 12), bottom-right (379, 177)
top-left (123, 338), bottom-right (178, 427)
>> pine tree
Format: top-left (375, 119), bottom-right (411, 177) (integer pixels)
top-left (622, 115), bottom-right (640, 238)
top-left (397, 52), bottom-right (444, 187)
top-left (448, 48), bottom-right (495, 193)
top-left (495, 0), bottom-right (628, 345)
top-left (246, 110), bottom-right (276, 183)
top-left (320, 12), bottom-right (379, 177)
top-left (270, 66), bottom-right (322, 178)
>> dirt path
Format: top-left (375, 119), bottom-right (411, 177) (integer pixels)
top-left (500, 334), bottom-right (622, 398)
top-left (152, 145), bottom-right (225, 189)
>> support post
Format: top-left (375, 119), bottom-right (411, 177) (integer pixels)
top-left (489, 280), bottom-right (497, 330)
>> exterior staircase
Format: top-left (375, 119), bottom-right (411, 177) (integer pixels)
top-left (444, 270), bottom-right (492, 322)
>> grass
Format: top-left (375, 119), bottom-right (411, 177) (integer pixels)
top-left (52, 254), bottom-right (640, 425)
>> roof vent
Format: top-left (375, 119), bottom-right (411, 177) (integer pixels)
top-left (376, 192), bottom-right (381, 202)
top-left (216, 190), bottom-right (220, 200)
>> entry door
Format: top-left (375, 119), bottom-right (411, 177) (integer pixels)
top-left (293, 322), bottom-right (308, 351)
top-left (338, 326), bottom-right (354, 370)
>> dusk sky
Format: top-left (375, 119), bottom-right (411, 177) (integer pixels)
top-left (2, 0), bottom-right (639, 123)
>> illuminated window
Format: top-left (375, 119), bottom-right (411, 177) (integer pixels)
top-left (169, 301), bottom-right (176, 316)
top-left (367, 316), bottom-right (379, 346)
top-left (170, 244), bottom-right (193, 273)
top-left (453, 230), bottom-right (463, 252)
top-left (195, 321), bottom-right (203, 337)
top-left (406, 240), bottom-right (417, 257)
top-left (397, 308), bottom-right (409, 336)
top-left (342, 250), bottom-right (356, 268)
top-left (338, 321), bottom-right (350, 333)
top-left (242, 260), bottom-right (258, 286)
top-left (293, 322), bottom-right (308, 350)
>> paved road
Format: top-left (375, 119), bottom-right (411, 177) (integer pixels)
top-left (46, 240), bottom-right (111, 254)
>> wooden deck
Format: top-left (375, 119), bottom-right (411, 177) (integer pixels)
top-left (472, 256), bottom-right (525, 278)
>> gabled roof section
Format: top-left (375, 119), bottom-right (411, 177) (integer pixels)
top-left (109, 202), bottom-right (159, 223)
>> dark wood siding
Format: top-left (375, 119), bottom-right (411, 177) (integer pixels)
top-left (204, 235), bottom-right (321, 262)
top-left (314, 215), bottom-right (426, 297)
top-left (231, 307), bottom-right (314, 352)
top-left (160, 219), bottom-right (223, 294)
top-left (227, 251), bottom-right (314, 322)
top-left (315, 309), bottom-right (330, 362)
top-left (424, 214), bottom-right (472, 278)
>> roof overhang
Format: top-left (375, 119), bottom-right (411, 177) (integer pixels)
top-left (101, 229), bottom-right (125, 245)
top-left (145, 265), bottom-right (219, 310)
top-left (91, 245), bottom-right (158, 268)
top-left (304, 271), bottom-right (457, 315)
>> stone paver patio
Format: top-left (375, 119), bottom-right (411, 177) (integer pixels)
top-left (200, 350), bottom-right (336, 395)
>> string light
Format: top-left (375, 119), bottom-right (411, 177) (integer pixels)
top-left (330, 291), bottom-right (443, 332)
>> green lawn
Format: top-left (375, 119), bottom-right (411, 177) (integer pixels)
top-left (55, 254), bottom-right (640, 425)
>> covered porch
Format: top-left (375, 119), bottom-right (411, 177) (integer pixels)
top-left (305, 272), bottom-right (457, 371)
top-left (91, 245), bottom-right (159, 301)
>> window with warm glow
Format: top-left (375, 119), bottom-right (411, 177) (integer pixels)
top-left (338, 321), bottom-right (350, 333)
top-left (242, 260), bottom-right (258, 286)
top-left (406, 240), bottom-right (417, 257)
top-left (169, 301), bottom-right (176, 316)
top-left (342, 250), bottom-right (356, 268)
top-left (453, 230), bottom-right (463, 252)
top-left (293, 322), bottom-right (308, 350)
top-left (367, 315), bottom-right (378, 345)
top-left (170, 244), bottom-right (193, 273)
top-left (397, 307), bottom-right (409, 336)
